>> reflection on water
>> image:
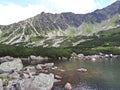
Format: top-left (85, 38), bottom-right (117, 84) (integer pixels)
top-left (51, 58), bottom-right (120, 90)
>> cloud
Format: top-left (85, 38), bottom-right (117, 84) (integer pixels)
top-left (0, 3), bottom-right (54, 25)
top-left (0, 0), bottom-right (116, 25)
top-left (48, 0), bottom-right (97, 13)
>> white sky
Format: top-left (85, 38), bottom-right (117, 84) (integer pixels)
top-left (0, 0), bottom-right (117, 25)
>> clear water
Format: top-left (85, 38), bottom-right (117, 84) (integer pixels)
top-left (51, 58), bottom-right (120, 90)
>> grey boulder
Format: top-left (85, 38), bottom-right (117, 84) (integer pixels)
top-left (6, 73), bottom-right (54, 90)
top-left (0, 59), bottom-right (23, 72)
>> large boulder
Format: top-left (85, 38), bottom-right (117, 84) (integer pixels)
top-left (0, 59), bottom-right (23, 72)
top-left (6, 73), bottom-right (54, 90)
top-left (30, 73), bottom-right (54, 90)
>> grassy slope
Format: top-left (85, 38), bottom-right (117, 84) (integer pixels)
top-left (72, 27), bottom-right (120, 55)
top-left (78, 14), bottom-right (120, 35)
top-left (0, 22), bottom-right (120, 57)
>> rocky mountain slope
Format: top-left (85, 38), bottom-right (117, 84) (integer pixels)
top-left (0, 1), bottom-right (120, 47)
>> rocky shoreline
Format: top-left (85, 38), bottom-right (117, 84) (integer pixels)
top-left (0, 54), bottom-right (119, 90)
top-left (0, 56), bottom-right (73, 90)
top-left (0, 58), bottom-right (55, 90)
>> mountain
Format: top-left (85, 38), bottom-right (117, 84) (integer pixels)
top-left (0, 1), bottom-right (120, 47)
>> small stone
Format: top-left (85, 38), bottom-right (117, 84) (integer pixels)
top-left (77, 68), bottom-right (87, 72)
top-left (44, 63), bottom-right (54, 69)
top-left (24, 66), bottom-right (35, 71)
top-left (64, 82), bottom-right (72, 90)
top-left (55, 75), bottom-right (62, 79)
top-left (36, 64), bottom-right (42, 70)
top-left (51, 66), bottom-right (58, 70)
top-left (58, 69), bottom-right (65, 72)
top-left (91, 57), bottom-right (96, 62)
top-left (23, 73), bottom-right (30, 79)
top-left (54, 79), bottom-right (61, 83)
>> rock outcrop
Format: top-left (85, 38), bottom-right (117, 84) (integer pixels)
top-left (0, 59), bottom-right (23, 72)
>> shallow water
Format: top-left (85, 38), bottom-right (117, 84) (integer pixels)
top-left (51, 58), bottom-right (120, 90)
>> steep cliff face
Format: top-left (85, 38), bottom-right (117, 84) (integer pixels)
top-left (0, 1), bottom-right (120, 47)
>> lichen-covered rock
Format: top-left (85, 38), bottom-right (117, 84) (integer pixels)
top-left (0, 59), bottom-right (23, 72)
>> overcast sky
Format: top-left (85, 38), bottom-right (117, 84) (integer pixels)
top-left (0, 0), bottom-right (117, 25)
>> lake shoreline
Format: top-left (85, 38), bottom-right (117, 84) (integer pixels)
top-left (0, 55), bottom-right (120, 90)
top-left (0, 54), bottom-right (120, 64)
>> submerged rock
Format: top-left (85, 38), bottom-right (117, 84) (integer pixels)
top-left (0, 59), bottom-right (23, 73)
top-left (64, 82), bottom-right (72, 90)
top-left (77, 68), bottom-right (87, 72)
top-left (91, 57), bottom-right (96, 62)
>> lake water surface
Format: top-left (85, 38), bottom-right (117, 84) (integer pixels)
top-left (51, 58), bottom-right (120, 90)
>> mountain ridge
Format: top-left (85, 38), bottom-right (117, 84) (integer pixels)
top-left (0, 1), bottom-right (120, 47)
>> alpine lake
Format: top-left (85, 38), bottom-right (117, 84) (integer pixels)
top-left (47, 58), bottom-right (120, 90)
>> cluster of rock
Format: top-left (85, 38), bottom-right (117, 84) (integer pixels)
top-left (0, 55), bottom-right (91, 90)
top-left (71, 53), bottom-right (120, 61)
top-left (0, 58), bottom-right (54, 90)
